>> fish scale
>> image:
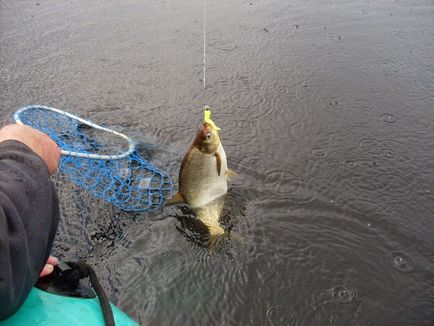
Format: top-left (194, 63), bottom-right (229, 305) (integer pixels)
top-left (180, 145), bottom-right (227, 209)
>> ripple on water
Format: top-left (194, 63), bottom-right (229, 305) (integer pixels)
top-left (336, 196), bottom-right (385, 219)
top-left (244, 155), bottom-right (262, 168)
top-left (335, 98), bottom-right (374, 127)
top-left (222, 112), bottom-right (261, 146)
top-left (234, 119), bottom-right (256, 130)
top-left (344, 171), bottom-right (413, 198)
top-left (150, 123), bottom-right (190, 143)
top-left (301, 285), bottom-right (359, 324)
top-left (359, 138), bottom-right (388, 155)
top-left (223, 137), bottom-right (262, 169)
top-left (331, 286), bottom-right (359, 305)
top-left (264, 170), bottom-right (317, 204)
top-left (390, 251), bottom-right (415, 273)
top-left (405, 116), bottom-right (431, 134)
top-left (289, 120), bottom-right (305, 140)
top-left (208, 31), bottom-right (238, 52)
top-left (379, 113), bottom-right (398, 125)
top-left (337, 161), bottom-right (378, 185)
top-left (266, 305), bottom-right (296, 326)
top-left (310, 147), bottom-right (328, 159)
top-left (359, 138), bottom-right (411, 166)
top-left (344, 107), bottom-right (372, 127)
top-left (324, 97), bottom-right (344, 113)
top-left (265, 80), bottom-right (299, 102)
top-left (376, 171), bottom-right (414, 198)
top-left (274, 84), bottom-right (295, 97)
top-left (382, 150), bottom-right (396, 159)
top-left (229, 89), bottom-right (265, 110)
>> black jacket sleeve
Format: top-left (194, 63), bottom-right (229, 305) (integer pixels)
top-left (0, 140), bottom-right (59, 320)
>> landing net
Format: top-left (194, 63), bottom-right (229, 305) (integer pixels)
top-left (14, 105), bottom-right (173, 212)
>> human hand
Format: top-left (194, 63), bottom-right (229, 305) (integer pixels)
top-left (39, 256), bottom-right (58, 278)
top-left (0, 124), bottom-right (61, 175)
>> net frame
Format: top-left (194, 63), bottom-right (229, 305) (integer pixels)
top-left (14, 105), bottom-right (135, 160)
top-left (13, 105), bottom-right (173, 212)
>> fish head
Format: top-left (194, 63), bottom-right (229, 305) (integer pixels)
top-left (193, 122), bottom-right (220, 154)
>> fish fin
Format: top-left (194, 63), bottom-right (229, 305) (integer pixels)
top-left (225, 169), bottom-right (237, 179)
top-left (166, 192), bottom-right (185, 206)
top-left (215, 152), bottom-right (222, 176)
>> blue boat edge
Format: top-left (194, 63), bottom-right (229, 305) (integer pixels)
top-left (0, 287), bottom-right (139, 326)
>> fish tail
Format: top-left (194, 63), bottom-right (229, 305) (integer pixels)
top-left (207, 225), bottom-right (227, 253)
top-left (207, 223), bottom-right (225, 236)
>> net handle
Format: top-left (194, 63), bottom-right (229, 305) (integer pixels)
top-left (14, 105), bottom-right (136, 160)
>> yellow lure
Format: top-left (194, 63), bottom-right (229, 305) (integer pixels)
top-left (203, 106), bottom-right (221, 130)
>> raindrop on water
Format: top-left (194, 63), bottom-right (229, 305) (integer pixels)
top-left (266, 305), bottom-right (294, 326)
top-left (345, 160), bottom-right (356, 168)
top-left (311, 147), bottom-right (327, 158)
top-left (380, 113), bottom-right (397, 124)
top-left (390, 251), bottom-right (414, 273)
top-left (331, 286), bottom-right (358, 305)
top-left (383, 150), bottom-right (395, 159)
top-left (359, 138), bottom-right (387, 155)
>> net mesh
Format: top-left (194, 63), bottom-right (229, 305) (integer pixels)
top-left (15, 106), bottom-right (173, 212)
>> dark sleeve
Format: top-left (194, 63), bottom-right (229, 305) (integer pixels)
top-left (0, 140), bottom-right (59, 320)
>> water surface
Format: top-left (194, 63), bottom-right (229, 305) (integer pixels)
top-left (1, 0), bottom-right (434, 325)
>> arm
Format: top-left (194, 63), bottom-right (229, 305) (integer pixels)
top-left (0, 125), bottom-right (60, 320)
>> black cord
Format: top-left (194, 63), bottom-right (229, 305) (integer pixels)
top-left (66, 261), bottom-right (115, 326)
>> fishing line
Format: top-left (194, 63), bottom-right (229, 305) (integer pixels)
top-left (203, 0), bottom-right (207, 89)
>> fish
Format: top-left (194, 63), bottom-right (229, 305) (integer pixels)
top-left (167, 107), bottom-right (235, 237)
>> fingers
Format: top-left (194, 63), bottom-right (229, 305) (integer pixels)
top-left (40, 139), bottom-right (61, 175)
top-left (39, 256), bottom-right (58, 278)
top-left (0, 124), bottom-right (61, 175)
top-left (39, 264), bottom-right (54, 278)
top-left (46, 256), bottom-right (58, 265)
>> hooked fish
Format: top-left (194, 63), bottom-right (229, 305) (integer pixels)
top-left (167, 107), bottom-right (235, 236)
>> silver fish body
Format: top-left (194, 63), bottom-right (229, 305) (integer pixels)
top-left (179, 143), bottom-right (228, 235)
top-left (167, 115), bottom-right (233, 236)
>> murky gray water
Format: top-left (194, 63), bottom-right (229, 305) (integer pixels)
top-left (1, 0), bottom-right (434, 325)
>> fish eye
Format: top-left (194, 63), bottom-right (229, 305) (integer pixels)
top-left (205, 132), bottom-right (212, 140)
